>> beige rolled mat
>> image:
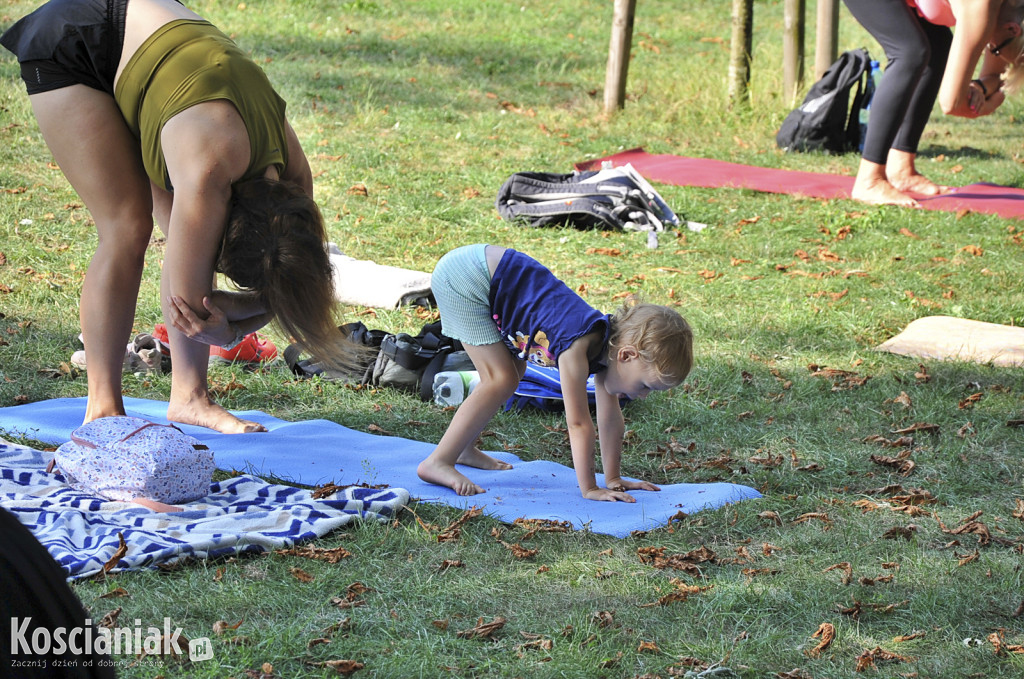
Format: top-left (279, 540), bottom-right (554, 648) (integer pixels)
top-left (875, 316), bottom-right (1024, 367)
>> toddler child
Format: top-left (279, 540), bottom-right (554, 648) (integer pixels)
top-left (418, 244), bottom-right (693, 502)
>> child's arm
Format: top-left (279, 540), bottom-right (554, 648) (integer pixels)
top-left (558, 341), bottom-right (635, 502)
top-left (593, 374), bottom-right (661, 494)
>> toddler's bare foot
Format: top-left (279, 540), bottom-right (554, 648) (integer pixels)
top-left (167, 396), bottom-right (266, 433)
top-left (851, 177), bottom-right (920, 207)
top-left (456, 447), bottom-right (513, 471)
top-left (418, 459), bottom-right (485, 496)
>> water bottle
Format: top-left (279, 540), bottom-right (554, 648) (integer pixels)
top-left (859, 61), bottom-right (881, 151)
top-left (432, 371), bottom-right (481, 406)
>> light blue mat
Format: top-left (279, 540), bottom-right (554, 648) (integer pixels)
top-left (0, 397), bottom-right (762, 537)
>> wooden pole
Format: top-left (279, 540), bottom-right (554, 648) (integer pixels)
top-left (604, 0), bottom-right (637, 114)
top-left (728, 0), bottom-right (754, 108)
top-left (783, 0), bottom-right (805, 106)
top-left (815, 0), bottom-right (840, 79)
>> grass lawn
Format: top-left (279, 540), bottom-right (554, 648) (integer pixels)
top-left (2, 0), bottom-right (1024, 677)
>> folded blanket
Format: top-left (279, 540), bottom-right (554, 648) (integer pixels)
top-left (0, 398), bottom-right (762, 538)
top-left (0, 437), bottom-right (409, 579)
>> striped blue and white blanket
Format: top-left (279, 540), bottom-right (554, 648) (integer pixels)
top-left (0, 438), bottom-right (409, 579)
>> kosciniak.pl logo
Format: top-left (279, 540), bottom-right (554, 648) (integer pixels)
top-left (9, 617), bottom-right (214, 663)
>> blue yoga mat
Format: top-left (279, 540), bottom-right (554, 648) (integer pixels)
top-left (0, 397), bottom-right (762, 537)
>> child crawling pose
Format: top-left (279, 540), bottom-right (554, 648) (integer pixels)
top-left (418, 244), bottom-right (693, 502)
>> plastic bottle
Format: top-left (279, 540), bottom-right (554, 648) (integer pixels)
top-left (432, 371), bottom-right (481, 406)
top-left (859, 61), bottom-right (882, 151)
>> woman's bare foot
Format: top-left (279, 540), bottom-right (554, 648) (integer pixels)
top-left (167, 396), bottom-right (266, 433)
top-left (417, 458), bottom-right (485, 496)
top-left (456, 446), bottom-right (513, 471)
top-left (851, 176), bottom-right (920, 208)
top-left (888, 171), bottom-right (950, 197)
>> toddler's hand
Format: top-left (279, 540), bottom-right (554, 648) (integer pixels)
top-left (607, 477), bottom-right (661, 493)
top-left (583, 487), bottom-right (636, 503)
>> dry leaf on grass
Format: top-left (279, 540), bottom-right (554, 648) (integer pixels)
top-left (290, 566), bottom-right (314, 583)
top-left (637, 640), bottom-right (660, 653)
top-left (456, 616), bottom-right (506, 640)
top-left (792, 512), bottom-right (832, 529)
top-left (988, 630), bottom-right (1024, 655)
top-left (824, 562), bottom-right (853, 585)
top-left (891, 422), bottom-right (939, 435)
top-left (805, 622), bottom-right (835, 658)
top-left (893, 631), bottom-right (926, 643)
top-left (277, 545), bottom-right (352, 563)
top-left (213, 619), bottom-right (244, 635)
top-left (869, 451), bottom-right (916, 476)
top-left (99, 587), bottom-right (129, 599)
top-left (640, 579), bottom-right (713, 607)
top-left (938, 514), bottom-right (991, 546)
top-left (497, 540), bottom-right (539, 559)
top-left (882, 525), bottom-right (918, 540)
top-left (308, 659), bottom-right (364, 675)
top-left (98, 607), bottom-right (121, 629)
top-left (854, 646), bottom-right (914, 671)
top-left (777, 669), bottom-right (814, 679)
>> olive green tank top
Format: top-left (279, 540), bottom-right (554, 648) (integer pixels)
top-left (114, 19), bottom-right (288, 191)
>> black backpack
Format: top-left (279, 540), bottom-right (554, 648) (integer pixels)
top-left (495, 166), bottom-right (680, 237)
top-left (284, 320), bottom-right (474, 401)
top-left (776, 48), bottom-right (873, 154)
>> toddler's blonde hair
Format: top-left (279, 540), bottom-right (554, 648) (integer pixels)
top-left (607, 299), bottom-right (693, 385)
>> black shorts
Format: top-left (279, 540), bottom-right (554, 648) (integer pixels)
top-left (0, 0), bottom-right (127, 95)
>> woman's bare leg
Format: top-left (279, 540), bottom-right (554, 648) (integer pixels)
top-left (417, 343), bottom-right (521, 496)
top-left (29, 86), bottom-right (154, 424)
top-left (151, 186), bottom-right (264, 433)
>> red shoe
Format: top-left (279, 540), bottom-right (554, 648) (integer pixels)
top-left (152, 324), bottom-right (172, 356)
top-left (209, 332), bottom-right (278, 365)
top-left (153, 323), bottom-right (169, 345)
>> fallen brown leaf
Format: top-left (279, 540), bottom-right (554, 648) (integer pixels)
top-left (805, 622), bottom-right (835, 658)
top-left (456, 616), bottom-right (506, 640)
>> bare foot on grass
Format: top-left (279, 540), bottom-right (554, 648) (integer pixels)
top-left (456, 446), bottom-right (513, 471)
top-left (167, 396), bottom-right (266, 433)
top-left (850, 176), bottom-right (920, 207)
top-left (417, 458), bottom-right (485, 496)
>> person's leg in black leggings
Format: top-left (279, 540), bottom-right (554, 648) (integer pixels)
top-left (0, 507), bottom-right (117, 678)
top-left (842, 0), bottom-right (953, 205)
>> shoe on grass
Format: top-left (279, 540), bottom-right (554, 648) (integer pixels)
top-left (209, 332), bottom-right (278, 365)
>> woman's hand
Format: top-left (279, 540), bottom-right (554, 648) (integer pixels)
top-left (167, 295), bottom-right (234, 346)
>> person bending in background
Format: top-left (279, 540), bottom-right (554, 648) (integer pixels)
top-left (418, 244), bottom-right (693, 501)
top-left (842, 0), bottom-right (1024, 206)
top-left (2, 0), bottom-right (351, 433)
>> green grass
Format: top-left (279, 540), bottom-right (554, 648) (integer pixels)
top-left (2, 0), bottom-right (1024, 676)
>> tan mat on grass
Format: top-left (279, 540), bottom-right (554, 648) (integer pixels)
top-left (875, 316), bottom-right (1024, 367)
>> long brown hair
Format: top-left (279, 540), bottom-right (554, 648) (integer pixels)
top-left (217, 177), bottom-right (357, 371)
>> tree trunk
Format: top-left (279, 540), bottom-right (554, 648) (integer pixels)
top-left (783, 0), bottom-right (806, 106)
top-left (728, 0), bottom-right (754, 108)
top-left (604, 0), bottom-right (637, 114)
top-left (815, 0), bottom-right (840, 79)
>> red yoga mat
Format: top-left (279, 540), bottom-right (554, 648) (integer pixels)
top-left (576, 148), bottom-right (1024, 220)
